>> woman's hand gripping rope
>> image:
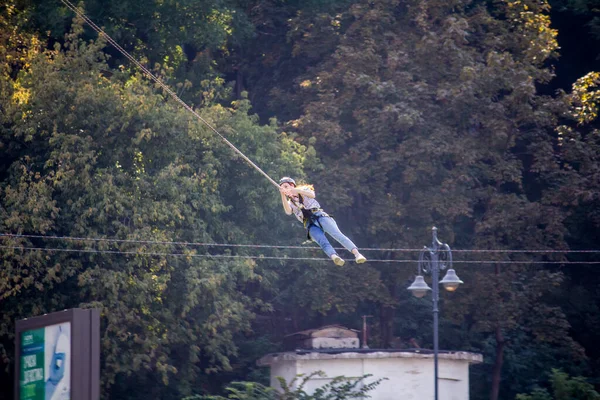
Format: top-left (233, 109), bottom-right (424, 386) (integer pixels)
top-left (279, 186), bottom-right (295, 197)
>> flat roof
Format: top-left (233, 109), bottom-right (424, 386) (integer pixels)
top-left (257, 348), bottom-right (483, 366)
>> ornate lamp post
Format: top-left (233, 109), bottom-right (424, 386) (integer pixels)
top-left (407, 227), bottom-right (463, 400)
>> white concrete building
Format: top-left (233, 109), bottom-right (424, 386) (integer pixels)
top-left (257, 325), bottom-right (483, 400)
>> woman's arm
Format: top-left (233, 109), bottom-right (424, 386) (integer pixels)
top-left (279, 190), bottom-right (293, 215)
top-left (287, 187), bottom-right (315, 198)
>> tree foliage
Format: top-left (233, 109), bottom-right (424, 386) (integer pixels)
top-left (0, 9), bottom-right (308, 399)
top-left (268, 0), bottom-right (596, 398)
top-left (186, 372), bottom-right (384, 400)
top-left (516, 369), bottom-right (600, 400)
top-left (1, 0), bottom-right (600, 399)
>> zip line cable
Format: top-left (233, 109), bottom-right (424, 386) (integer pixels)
top-left (59, 0), bottom-right (280, 189)
top-left (2, 233), bottom-right (600, 254)
top-left (2, 245), bottom-right (600, 264)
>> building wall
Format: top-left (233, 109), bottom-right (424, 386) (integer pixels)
top-left (303, 337), bottom-right (360, 349)
top-left (269, 360), bottom-right (297, 390)
top-left (262, 352), bottom-right (479, 400)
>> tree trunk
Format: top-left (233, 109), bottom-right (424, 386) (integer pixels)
top-left (379, 303), bottom-right (394, 348)
top-left (379, 280), bottom-right (397, 348)
top-left (236, 68), bottom-right (243, 98)
top-left (490, 325), bottom-right (505, 400)
top-left (490, 263), bottom-right (505, 400)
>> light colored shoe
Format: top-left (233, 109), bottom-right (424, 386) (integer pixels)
top-left (355, 253), bottom-right (367, 264)
top-left (331, 254), bottom-right (345, 266)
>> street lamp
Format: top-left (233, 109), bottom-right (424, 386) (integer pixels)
top-left (407, 227), bottom-right (463, 400)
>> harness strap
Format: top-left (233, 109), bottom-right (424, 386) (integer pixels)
top-left (304, 213), bottom-right (324, 240)
top-left (288, 194), bottom-right (326, 239)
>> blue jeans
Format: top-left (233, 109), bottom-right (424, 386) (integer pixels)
top-left (308, 212), bottom-right (358, 258)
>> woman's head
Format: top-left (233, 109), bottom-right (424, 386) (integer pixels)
top-left (279, 177), bottom-right (296, 189)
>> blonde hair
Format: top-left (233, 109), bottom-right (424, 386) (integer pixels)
top-left (296, 183), bottom-right (314, 191)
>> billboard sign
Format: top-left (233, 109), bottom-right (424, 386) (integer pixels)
top-left (20, 322), bottom-right (71, 400)
top-left (15, 309), bottom-right (99, 400)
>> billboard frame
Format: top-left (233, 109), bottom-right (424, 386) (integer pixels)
top-left (15, 308), bottom-right (100, 400)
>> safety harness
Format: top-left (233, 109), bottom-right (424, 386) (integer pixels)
top-left (289, 194), bottom-right (327, 239)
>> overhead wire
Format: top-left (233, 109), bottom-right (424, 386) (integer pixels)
top-left (58, 0), bottom-right (280, 189)
top-left (0, 233), bottom-right (320, 249)
top-left (1, 245), bottom-right (600, 264)
top-left (0, 245), bottom-right (408, 262)
top-left (1, 233), bottom-right (600, 254)
top-left (1, 240), bottom-right (600, 264)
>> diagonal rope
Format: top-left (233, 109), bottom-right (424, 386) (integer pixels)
top-left (59, 0), bottom-right (280, 188)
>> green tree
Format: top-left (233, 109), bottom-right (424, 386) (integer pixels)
top-left (4, 1), bottom-right (600, 399)
top-left (548, 71), bottom-right (600, 390)
top-left (271, 1), bottom-right (587, 400)
top-left (186, 372), bottom-right (384, 399)
top-left (0, 13), bottom-right (308, 399)
top-left (516, 369), bottom-right (600, 400)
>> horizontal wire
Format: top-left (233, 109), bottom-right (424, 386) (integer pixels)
top-left (0, 233), bottom-right (323, 250)
top-left (1, 233), bottom-right (599, 254)
top-left (2, 245), bottom-right (600, 264)
top-left (0, 245), bottom-right (403, 262)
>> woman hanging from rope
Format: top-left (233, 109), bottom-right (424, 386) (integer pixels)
top-left (278, 177), bottom-right (367, 266)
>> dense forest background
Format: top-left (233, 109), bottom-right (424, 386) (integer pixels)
top-left (2, 0), bottom-right (600, 399)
